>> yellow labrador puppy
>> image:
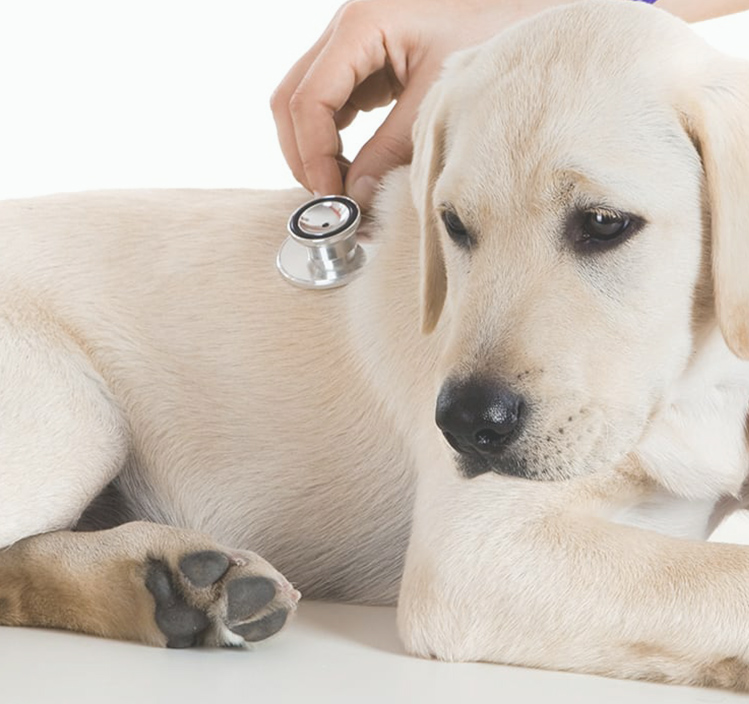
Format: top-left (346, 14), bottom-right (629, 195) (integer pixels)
top-left (1, 0), bottom-right (749, 690)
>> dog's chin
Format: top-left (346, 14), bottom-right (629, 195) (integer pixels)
top-left (457, 454), bottom-right (531, 480)
top-left (456, 454), bottom-right (574, 482)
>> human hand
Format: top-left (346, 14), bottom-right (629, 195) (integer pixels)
top-left (271, 0), bottom-right (571, 209)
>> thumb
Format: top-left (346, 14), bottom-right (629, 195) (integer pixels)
top-left (346, 86), bottom-right (426, 209)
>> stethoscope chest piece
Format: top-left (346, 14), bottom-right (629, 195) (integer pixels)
top-left (277, 195), bottom-right (372, 289)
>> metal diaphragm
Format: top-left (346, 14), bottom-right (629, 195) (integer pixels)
top-left (277, 195), bottom-right (372, 289)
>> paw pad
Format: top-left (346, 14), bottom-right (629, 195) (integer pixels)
top-left (231, 609), bottom-right (288, 642)
top-left (145, 559), bottom-right (211, 648)
top-left (226, 576), bottom-right (276, 623)
top-left (145, 550), bottom-right (294, 649)
top-left (179, 550), bottom-right (230, 588)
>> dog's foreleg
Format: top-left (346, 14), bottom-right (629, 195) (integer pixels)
top-left (398, 458), bottom-right (749, 690)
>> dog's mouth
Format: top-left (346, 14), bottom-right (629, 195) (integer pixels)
top-left (456, 453), bottom-right (540, 481)
top-left (453, 423), bottom-right (633, 483)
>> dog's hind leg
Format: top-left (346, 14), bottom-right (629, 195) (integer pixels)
top-left (0, 309), bottom-right (128, 548)
top-left (0, 522), bottom-right (300, 647)
top-left (0, 308), bottom-right (299, 646)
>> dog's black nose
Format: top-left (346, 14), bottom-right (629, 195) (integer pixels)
top-left (435, 378), bottom-right (524, 456)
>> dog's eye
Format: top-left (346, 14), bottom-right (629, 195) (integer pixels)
top-left (582, 210), bottom-right (631, 242)
top-left (441, 209), bottom-right (471, 248)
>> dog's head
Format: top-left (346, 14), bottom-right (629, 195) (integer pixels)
top-left (412, 0), bottom-right (749, 480)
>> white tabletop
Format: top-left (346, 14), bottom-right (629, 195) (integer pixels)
top-left (1, 601), bottom-right (746, 704)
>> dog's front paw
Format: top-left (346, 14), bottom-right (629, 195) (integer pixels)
top-left (144, 546), bottom-right (300, 648)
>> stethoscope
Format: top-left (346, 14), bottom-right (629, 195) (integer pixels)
top-left (277, 195), bottom-right (373, 289)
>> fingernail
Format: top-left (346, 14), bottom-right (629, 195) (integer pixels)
top-left (348, 176), bottom-right (377, 209)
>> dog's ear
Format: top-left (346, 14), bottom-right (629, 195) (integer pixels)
top-left (681, 57), bottom-right (749, 359)
top-left (411, 82), bottom-right (449, 334)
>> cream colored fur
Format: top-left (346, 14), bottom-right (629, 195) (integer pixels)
top-left (1, 0), bottom-right (749, 690)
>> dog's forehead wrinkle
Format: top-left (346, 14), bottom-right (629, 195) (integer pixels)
top-left (440, 32), bottom-right (704, 215)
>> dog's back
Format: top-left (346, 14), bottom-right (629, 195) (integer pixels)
top-left (0, 187), bottom-right (412, 602)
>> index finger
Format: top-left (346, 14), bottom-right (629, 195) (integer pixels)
top-left (289, 31), bottom-right (388, 197)
top-left (271, 26), bottom-right (334, 190)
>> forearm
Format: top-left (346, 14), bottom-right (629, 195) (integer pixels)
top-left (654, 0), bottom-right (749, 21)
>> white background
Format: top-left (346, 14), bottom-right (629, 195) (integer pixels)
top-left (0, 0), bottom-right (378, 198)
top-left (0, 2), bottom-right (745, 200)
